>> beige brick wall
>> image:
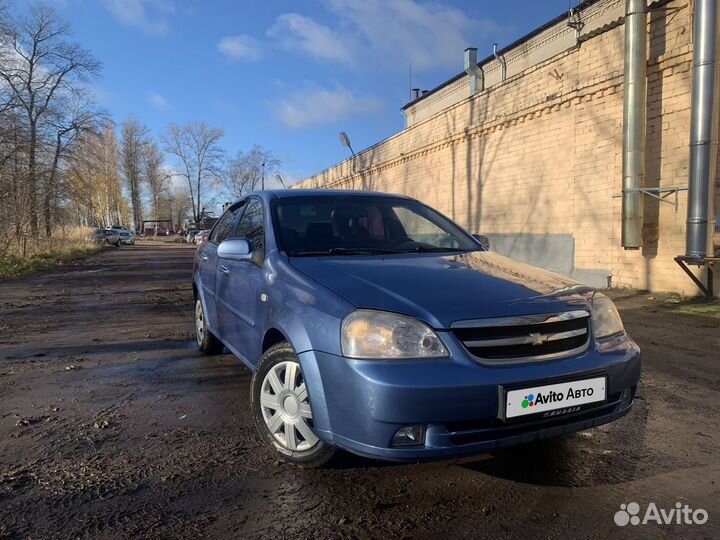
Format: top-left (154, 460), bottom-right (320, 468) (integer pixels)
top-left (297, 0), bottom-right (716, 296)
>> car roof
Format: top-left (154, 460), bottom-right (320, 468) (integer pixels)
top-left (222, 189), bottom-right (417, 214)
top-left (265, 189), bottom-right (413, 200)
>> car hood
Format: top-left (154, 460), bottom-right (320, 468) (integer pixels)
top-left (289, 251), bottom-right (593, 328)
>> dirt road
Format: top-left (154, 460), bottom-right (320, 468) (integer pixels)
top-left (0, 244), bottom-right (718, 540)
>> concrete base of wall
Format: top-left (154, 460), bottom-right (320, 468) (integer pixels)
top-left (486, 233), bottom-right (611, 289)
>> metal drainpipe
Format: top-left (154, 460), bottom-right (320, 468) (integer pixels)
top-left (685, 0), bottom-right (720, 261)
top-left (493, 43), bottom-right (507, 81)
top-left (621, 0), bottom-right (648, 249)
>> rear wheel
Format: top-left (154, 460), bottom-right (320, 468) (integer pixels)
top-left (252, 342), bottom-right (334, 467)
top-left (194, 298), bottom-right (224, 354)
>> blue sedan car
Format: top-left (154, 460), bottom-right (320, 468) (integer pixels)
top-left (192, 190), bottom-right (640, 467)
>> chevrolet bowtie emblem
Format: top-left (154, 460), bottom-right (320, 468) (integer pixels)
top-left (529, 333), bottom-right (547, 346)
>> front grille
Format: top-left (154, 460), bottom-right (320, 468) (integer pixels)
top-left (446, 391), bottom-right (624, 446)
top-left (451, 310), bottom-right (590, 363)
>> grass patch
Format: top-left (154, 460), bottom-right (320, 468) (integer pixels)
top-left (1, 228), bottom-right (104, 279)
top-left (672, 302), bottom-right (720, 319)
top-left (0, 245), bottom-right (103, 279)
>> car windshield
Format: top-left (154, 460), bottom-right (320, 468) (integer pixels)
top-left (272, 195), bottom-right (480, 256)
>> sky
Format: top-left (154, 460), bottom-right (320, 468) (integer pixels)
top-left (44, 0), bottom-right (576, 188)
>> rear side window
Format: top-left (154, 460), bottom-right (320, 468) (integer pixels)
top-left (236, 198), bottom-right (264, 252)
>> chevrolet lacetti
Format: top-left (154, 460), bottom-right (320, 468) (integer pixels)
top-left (192, 190), bottom-right (640, 467)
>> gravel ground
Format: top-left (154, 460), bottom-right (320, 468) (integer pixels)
top-left (0, 243), bottom-right (718, 540)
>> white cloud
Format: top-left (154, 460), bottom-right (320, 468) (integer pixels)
top-left (273, 84), bottom-right (383, 128)
top-left (267, 14), bottom-right (353, 65)
top-left (101, 0), bottom-right (175, 36)
top-left (89, 85), bottom-right (112, 104)
top-left (217, 35), bottom-right (263, 62)
top-left (267, 0), bottom-right (505, 72)
top-left (149, 92), bottom-right (170, 109)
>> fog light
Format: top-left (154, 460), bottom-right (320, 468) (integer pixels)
top-left (620, 387), bottom-right (635, 407)
top-left (391, 425), bottom-right (426, 447)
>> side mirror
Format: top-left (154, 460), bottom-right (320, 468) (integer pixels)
top-left (217, 238), bottom-right (253, 262)
top-left (472, 234), bottom-right (490, 250)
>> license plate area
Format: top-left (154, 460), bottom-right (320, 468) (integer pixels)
top-left (502, 376), bottom-right (607, 420)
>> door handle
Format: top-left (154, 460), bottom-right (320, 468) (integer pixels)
top-left (219, 265), bottom-right (230, 275)
top-left (200, 254), bottom-right (208, 261)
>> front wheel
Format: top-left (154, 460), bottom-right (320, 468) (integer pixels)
top-left (194, 298), bottom-right (224, 354)
top-left (251, 342), bottom-right (334, 467)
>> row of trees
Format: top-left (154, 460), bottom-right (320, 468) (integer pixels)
top-left (0, 4), bottom-right (106, 250)
top-left (0, 4), bottom-right (281, 255)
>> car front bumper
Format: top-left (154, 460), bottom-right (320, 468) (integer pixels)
top-left (298, 332), bottom-right (641, 461)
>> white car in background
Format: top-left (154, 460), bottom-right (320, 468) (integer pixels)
top-left (107, 226), bottom-right (135, 245)
top-left (118, 230), bottom-right (136, 245)
top-left (194, 230), bottom-right (210, 247)
top-left (89, 228), bottom-right (120, 246)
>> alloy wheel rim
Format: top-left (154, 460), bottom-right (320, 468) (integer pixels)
top-left (260, 361), bottom-right (318, 452)
top-left (195, 300), bottom-right (204, 345)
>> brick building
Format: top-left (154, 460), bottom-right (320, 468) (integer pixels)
top-left (295, 0), bottom-right (720, 295)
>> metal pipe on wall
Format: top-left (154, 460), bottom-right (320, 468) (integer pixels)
top-left (621, 0), bottom-right (648, 249)
top-left (492, 43), bottom-right (507, 81)
top-left (685, 0), bottom-right (720, 261)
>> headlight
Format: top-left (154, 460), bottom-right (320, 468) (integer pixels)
top-left (591, 293), bottom-right (624, 339)
top-left (341, 310), bottom-right (449, 359)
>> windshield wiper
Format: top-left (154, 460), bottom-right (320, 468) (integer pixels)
top-left (394, 246), bottom-right (473, 253)
top-left (329, 247), bottom-right (403, 255)
top-left (290, 247), bottom-right (404, 256)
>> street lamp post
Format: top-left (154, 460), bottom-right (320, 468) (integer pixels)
top-left (339, 131), bottom-right (355, 156)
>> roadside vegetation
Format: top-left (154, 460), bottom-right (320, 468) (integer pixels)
top-left (672, 301), bottom-right (720, 318)
top-left (0, 226), bottom-right (102, 279)
top-left (0, 4), bottom-right (281, 279)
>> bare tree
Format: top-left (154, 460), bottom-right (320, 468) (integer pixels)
top-left (43, 98), bottom-right (106, 236)
top-left (158, 183), bottom-right (192, 232)
top-left (161, 121), bottom-right (224, 223)
top-left (65, 122), bottom-right (127, 229)
top-left (224, 144), bottom-right (280, 198)
top-left (142, 139), bottom-right (168, 230)
top-left (0, 4), bottom-right (101, 238)
top-left (120, 116), bottom-right (148, 232)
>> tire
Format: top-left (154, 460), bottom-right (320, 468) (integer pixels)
top-left (194, 298), bottom-right (224, 354)
top-left (251, 342), bottom-right (334, 468)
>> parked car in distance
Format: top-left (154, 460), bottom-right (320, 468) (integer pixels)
top-left (186, 230), bottom-right (199, 244)
top-left (118, 230), bottom-right (136, 245)
top-left (194, 229), bottom-right (210, 247)
top-left (192, 190), bottom-right (640, 467)
top-left (89, 228), bottom-right (120, 247)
